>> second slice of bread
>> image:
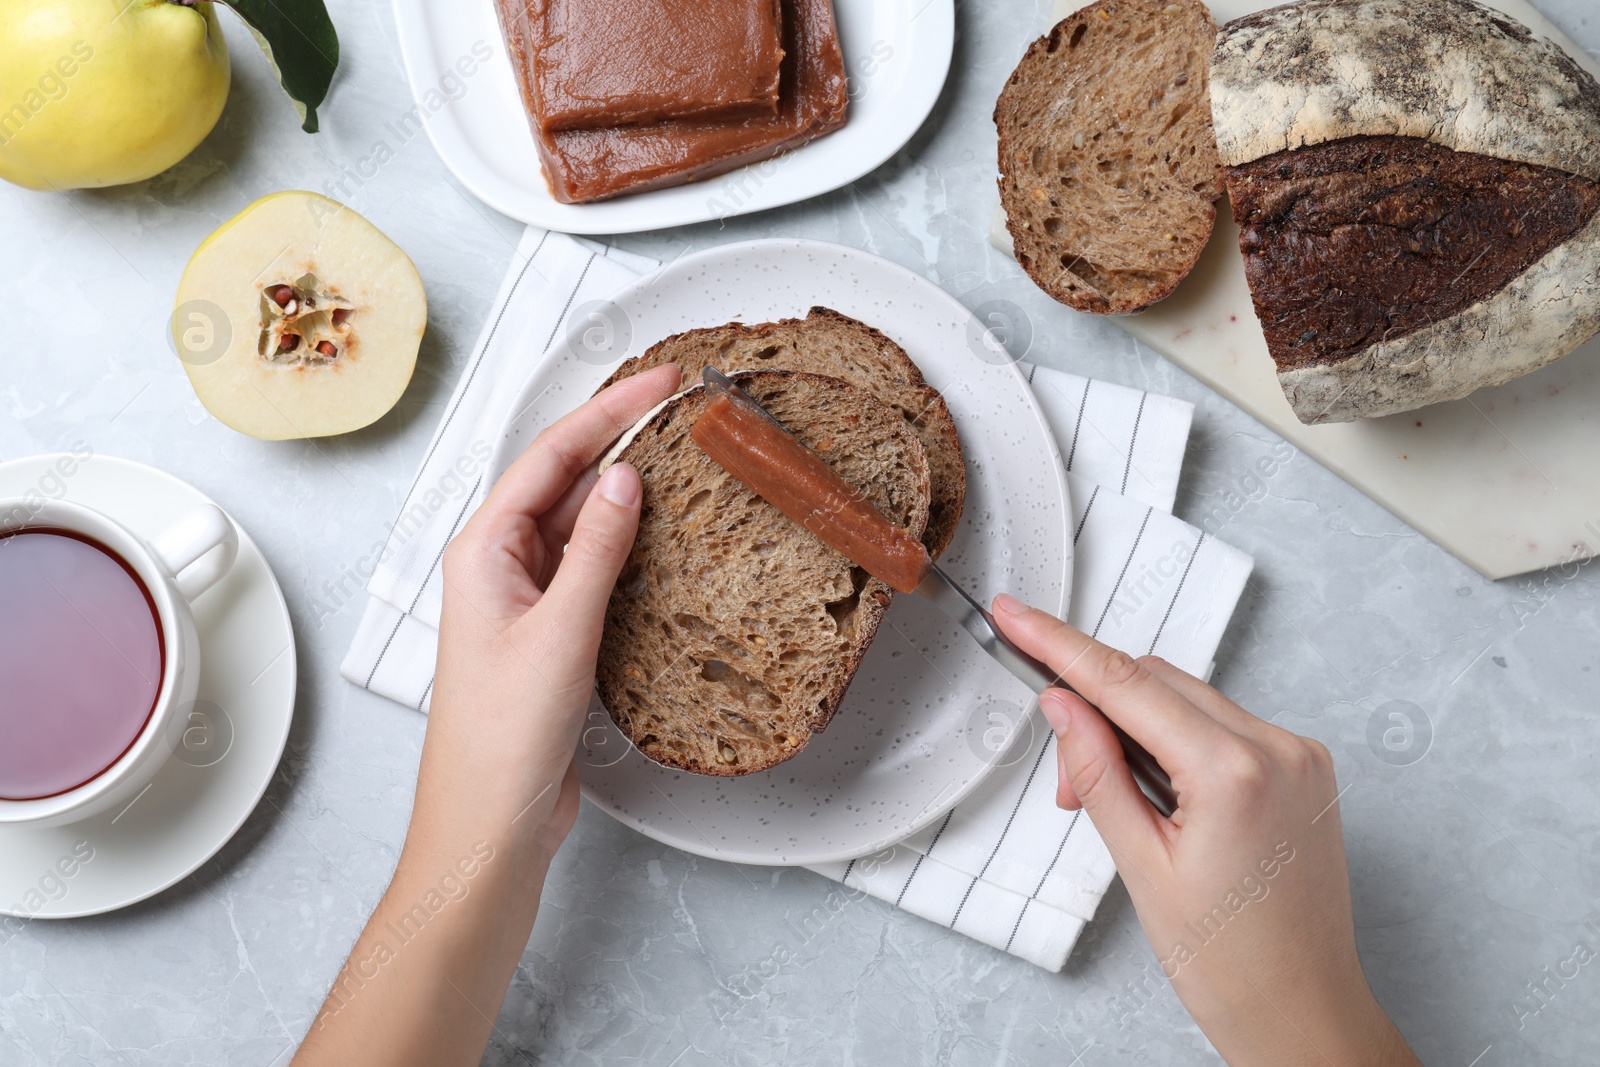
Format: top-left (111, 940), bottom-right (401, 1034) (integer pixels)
top-left (600, 306), bottom-right (966, 559)
top-left (597, 370), bottom-right (931, 776)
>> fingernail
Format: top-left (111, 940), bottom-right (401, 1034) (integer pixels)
top-left (1038, 689), bottom-right (1072, 735)
top-left (993, 592), bottom-right (1028, 617)
top-left (598, 463), bottom-right (640, 507)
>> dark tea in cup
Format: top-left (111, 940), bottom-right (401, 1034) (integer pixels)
top-left (0, 529), bottom-right (165, 800)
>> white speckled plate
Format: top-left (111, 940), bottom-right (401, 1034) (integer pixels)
top-left (0, 456), bottom-right (295, 917)
top-left (489, 240), bottom-right (1071, 865)
top-left (389, 0), bottom-right (954, 234)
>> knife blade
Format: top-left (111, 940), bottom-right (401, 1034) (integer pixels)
top-left (692, 366), bottom-right (1178, 817)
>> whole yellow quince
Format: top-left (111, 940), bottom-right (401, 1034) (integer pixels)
top-left (0, 0), bottom-right (230, 191)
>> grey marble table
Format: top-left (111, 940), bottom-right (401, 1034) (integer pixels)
top-left (3, 1), bottom-right (1598, 1063)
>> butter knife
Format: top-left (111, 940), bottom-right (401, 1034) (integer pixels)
top-left (695, 366), bottom-right (1178, 817)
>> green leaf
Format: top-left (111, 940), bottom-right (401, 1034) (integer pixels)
top-left (214, 0), bottom-right (340, 133)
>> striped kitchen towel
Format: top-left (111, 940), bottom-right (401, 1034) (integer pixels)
top-left (808, 464), bottom-right (1251, 970)
top-left (341, 226), bottom-right (1254, 971)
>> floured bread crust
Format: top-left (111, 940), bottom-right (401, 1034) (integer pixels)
top-left (1211, 0), bottom-right (1600, 180)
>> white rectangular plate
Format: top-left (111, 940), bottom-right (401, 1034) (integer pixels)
top-left (995, 0), bottom-right (1600, 580)
top-left (390, 0), bottom-right (954, 234)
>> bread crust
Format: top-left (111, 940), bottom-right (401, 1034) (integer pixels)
top-left (1212, 0), bottom-right (1600, 423)
top-left (1211, 0), bottom-right (1600, 180)
top-left (1281, 208), bottom-right (1600, 424)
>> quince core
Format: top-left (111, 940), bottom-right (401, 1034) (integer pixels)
top-left (174, 191), bottom-right (426, 440)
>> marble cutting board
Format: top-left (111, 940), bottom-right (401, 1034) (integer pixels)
top-left (992, 0), bottom-right (1600, 580)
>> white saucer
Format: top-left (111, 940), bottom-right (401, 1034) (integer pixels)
top-left (0, 455), bottom-right (295, 919)
top-left (489, 239), bottom-right (1072, 865)
top-left (389, 0), bottom-right (955, 233)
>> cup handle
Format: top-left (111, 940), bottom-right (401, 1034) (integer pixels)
top-left (150, 505), bottom-right (239, 602)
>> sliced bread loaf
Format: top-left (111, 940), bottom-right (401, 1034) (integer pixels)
top-left (599, 306), bottom-right (966, 559)
top-left (1211, 0), bottom-right (1600, 423)
top-left (596, 370), bottom-right (931, 776)
top-left (996, 0), bottom-right (1223, 314)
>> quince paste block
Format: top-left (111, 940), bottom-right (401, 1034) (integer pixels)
top-left (515, 0), bottom-right (785, 132)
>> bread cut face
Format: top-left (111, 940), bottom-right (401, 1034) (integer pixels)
top-left (995, 0), bottom-right (1224, 315)
top-left (597, 371), bottom-right (931, 776)
top-left (600, 306), bottom-right (965, 559)
top-left (1212, 0), bottom-right (1600, 424)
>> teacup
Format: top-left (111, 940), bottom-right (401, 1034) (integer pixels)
top-left (0, 498), bottom-right (237, 828)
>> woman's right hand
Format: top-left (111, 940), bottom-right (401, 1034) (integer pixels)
top-left (991, 595), bottom-right (1420, 1067)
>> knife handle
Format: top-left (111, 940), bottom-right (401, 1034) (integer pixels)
top-left (985, 613), bottom-right (1179, 819)
top-left (1103, 717), bottom-right (1180, 819)
top-left (922, 565), bottom-right (1178, 817)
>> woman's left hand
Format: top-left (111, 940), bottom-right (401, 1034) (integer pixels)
top-left (294, 365), bottom-right (680, 1067)
top-left (416, 362), bottom-right (680, 859)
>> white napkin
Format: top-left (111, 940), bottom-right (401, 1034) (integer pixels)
top-left (341, 228), bottom-right (1254, 971)
top-left (807, 468), bottom-right (1251, 970)
top-left (1027, 363), bottom-right (1192, 515)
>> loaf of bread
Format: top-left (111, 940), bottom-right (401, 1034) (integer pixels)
top-left (995, 0), bottom-right (1224, 314)
top-left (601, 306), bottom-right (966, 559)
top-left (1211, 0), bottom-right (1600, 424)
top-left (595, 370), bottom-right (932, 776)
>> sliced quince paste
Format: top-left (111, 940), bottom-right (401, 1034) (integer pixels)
top-left (173, 191), bottom-right (426, 440)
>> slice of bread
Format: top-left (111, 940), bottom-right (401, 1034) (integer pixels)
top-left (996, 0), bottom-right (1223, 314)
top-left (600, 307), bottom-right (966, 559)
top-left (596, 371), bottom-right (931, 776)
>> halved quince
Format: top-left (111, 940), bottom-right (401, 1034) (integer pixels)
top-left (173, 191), bottom-right (425, 440)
